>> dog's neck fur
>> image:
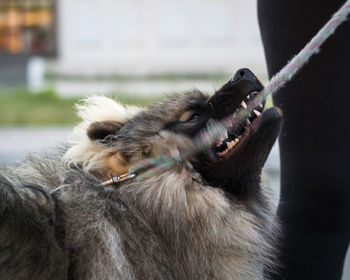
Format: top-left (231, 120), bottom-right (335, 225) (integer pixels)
top-left (110, 168), bottom-right (272, 279)
top-left (58, 165), bottom-right (273, 280)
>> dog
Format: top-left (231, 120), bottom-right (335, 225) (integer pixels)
top-left (0, 68), bottom-right (282, 279)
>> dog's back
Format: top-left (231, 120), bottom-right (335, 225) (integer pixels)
top-left (0, 152), bottom-right (69, 279)
top-left (0, 151), bottom-right (276, 280)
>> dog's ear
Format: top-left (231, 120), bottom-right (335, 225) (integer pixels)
top-left (87, 121), bottom-right (131, 176)
top-left (87, 121), bottom-right (124, 141)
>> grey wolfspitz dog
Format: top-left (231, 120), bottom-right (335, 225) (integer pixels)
top-left (0, 69), bottom-right (282, 280)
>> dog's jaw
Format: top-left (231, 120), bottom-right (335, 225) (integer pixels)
top-left (187, 69), bottom-right (283, 198)
top-left (210, 91), bottom-right (265, 159)
top-left (192, 107), bottom-right (282, 198)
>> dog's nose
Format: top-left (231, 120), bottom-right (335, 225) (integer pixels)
top-left (232, 68), bottom-right (257, 83)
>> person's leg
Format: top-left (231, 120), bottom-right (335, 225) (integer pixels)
top-left (258, 0), bottom-right (350, 279)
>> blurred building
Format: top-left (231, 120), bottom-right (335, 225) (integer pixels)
top-left (55, 0), bottom-right (265, 76)
top-left (0, 0), bottom-right (267, 91)
top-left (0, 0), bottom-right (55, 86)
top-left (0, 0), bottom-right (55, 55)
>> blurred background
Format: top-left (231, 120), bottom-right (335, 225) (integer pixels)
top-left (0, 0), bottom-right (266, 95)
top-left (0, 0), bottom-right (349, 276)
top-left (0, 0), bottom-right (267, 158)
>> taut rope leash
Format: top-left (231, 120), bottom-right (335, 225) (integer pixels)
top-left (223, 0), bottom-right (350, 133)
top-left (101, 0), bottom-right (350, 186)
top-left (100, 120), bottom-right (227, 186)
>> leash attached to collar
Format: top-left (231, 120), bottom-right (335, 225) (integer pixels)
top-left (99, 173), bottom-right (136, 186)
top-left (100, 145), bottom-right (186, 186)
top-left (51, 173), bottom-right (137, 193)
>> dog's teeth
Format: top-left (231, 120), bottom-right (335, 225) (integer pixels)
top-left (241, 101), bottom-right (247, 109)
top-left (253, 109), bottom-right (261, 116)
top-left (227, 141), bottom-right (233, 150)
top-left (218, 131), bottom-right (228, 143)
top-left (258, 103), bottom-right (263, 109)
top-left (246, 119), bottom-right (251, 125)
top-left (218, 148), bottom-right (229, 157)
top-left (234, 138), bottom-right (239, 143)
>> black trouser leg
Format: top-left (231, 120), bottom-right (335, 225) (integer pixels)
top-left (258, 0), bottom-right (350, 279)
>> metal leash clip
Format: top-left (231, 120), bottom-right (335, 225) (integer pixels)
top-left (99, 173), bottom-right (136, 186)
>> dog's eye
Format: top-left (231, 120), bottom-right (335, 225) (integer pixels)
top-left (188, 113), bottom-right (200, 121)
top-left (179, 111), bottom-right (201, 122)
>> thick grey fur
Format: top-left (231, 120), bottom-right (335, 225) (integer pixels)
top-left (0, 92), bottom-right (279, 280)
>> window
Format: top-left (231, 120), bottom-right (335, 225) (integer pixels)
top-left (0, 0), bottom-right (56, 56)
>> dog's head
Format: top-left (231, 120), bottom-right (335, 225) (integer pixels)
top-left (65, 68), bottom-right (282, 198)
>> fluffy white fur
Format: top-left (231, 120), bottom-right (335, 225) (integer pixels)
top-left (63, 96), bottom-right (142, 175)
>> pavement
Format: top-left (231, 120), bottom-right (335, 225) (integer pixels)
top-left (0, 127), bottom-right (349, 278)
top-left (0, 127), bottom-right (71, 165)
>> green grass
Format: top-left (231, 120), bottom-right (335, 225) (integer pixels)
top-left (0, 88), bottom-right (274, 126)
top-left (0, 89), bottom-right (160, 126)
